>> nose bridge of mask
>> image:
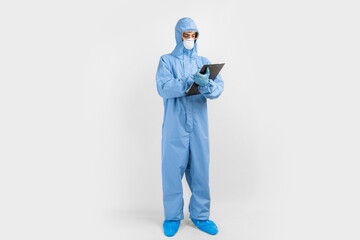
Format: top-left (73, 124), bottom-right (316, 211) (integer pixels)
top-left (183, 37), bottom-right (195, 43)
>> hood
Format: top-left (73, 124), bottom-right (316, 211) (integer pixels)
top-left (171, 17), bottom-right (199, 59)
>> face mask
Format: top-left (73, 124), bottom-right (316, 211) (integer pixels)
top-left (183, 38), bottom-right (194, 50)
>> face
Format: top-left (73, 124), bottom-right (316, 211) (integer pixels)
top-left (182, 31), bottom-right (197, 40)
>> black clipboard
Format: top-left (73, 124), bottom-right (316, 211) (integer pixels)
top-left (186, 63), bottom-right (225, 96)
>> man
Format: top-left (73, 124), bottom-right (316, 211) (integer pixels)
top-left (155, 17), bottom-right (224, 237)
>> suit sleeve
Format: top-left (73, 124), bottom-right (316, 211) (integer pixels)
top-left (156, 56), bottom-right (194, 99)
top-left (197, 57), bottom-right (224, 99)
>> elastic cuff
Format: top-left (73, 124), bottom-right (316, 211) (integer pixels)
top-left (198, 79), bottom-right (212, 92)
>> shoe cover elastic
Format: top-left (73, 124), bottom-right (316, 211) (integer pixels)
top-left (163, 220), bottom-right (180, 237)
top-left (191, 219), bottom-right (218, 235)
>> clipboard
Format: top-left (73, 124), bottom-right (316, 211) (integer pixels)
top-left (186, 63), bottom-right (225, 96)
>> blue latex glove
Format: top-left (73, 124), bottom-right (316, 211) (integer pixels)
top-left (193, 67), bottom-right (210, 86)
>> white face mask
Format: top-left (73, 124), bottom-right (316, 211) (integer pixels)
top-left (183, 38), bottom-right (195, 50)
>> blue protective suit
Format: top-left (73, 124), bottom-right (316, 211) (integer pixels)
top-left (155, 17), bottom-right (224, 221)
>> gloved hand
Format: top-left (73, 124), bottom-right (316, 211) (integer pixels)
top-left (193, 67), bottom-right (210, 86)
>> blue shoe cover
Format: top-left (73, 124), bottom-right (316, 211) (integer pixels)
top-left (163, 220), bottom-right (180, 237)
top-left (191, 219), bottom-right (218, 235)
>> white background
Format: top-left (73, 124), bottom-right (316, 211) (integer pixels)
top-left (1, 0), bottom-right (360, 239)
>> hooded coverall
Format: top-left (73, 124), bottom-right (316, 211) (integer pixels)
top-left (155, 17), bottom-right (224, 221)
